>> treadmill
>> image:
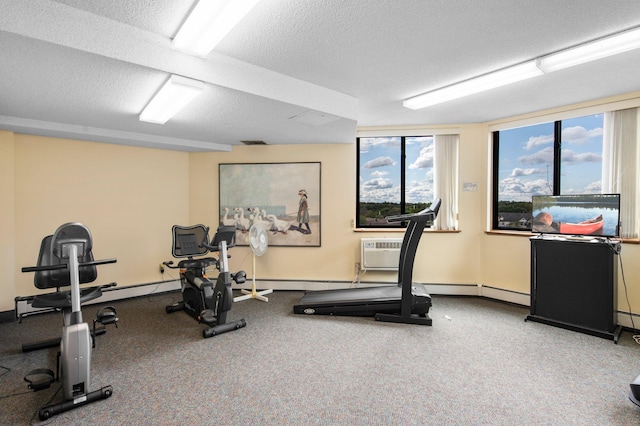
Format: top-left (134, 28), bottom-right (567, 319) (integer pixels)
top-left (293, 199), bottom-right (441, 325)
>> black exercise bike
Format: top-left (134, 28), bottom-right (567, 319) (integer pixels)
top-left (163, 225), bottom-right (247, 338)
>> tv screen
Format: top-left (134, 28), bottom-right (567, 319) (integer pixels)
top-left (531, 194), bottom-right (620, 238)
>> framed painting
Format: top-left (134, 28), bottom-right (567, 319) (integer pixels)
top-left (219, 162), bottom-right (321, 247)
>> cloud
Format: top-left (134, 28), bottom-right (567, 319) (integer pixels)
top-left (524, 133), bottom-right (554, 150)
top-left (406, 136), bottom-right (434, 147)
top-left (363, 156), bottom-right (396, 168)
top-left (560, 149), bottom-right (601, 164)
top-left (518, 146), bottom-right (601, 166)
top-left (518, 146), bottom-right (554, 165)
top-left (510, 167), bottom-right (545, 177)
top-left (406, 179), bottom-right (434, 203)
top-left (499, 176), bottom-right (551, 201)
top-left (359, 137), bottom-right (401, 153)
top-left (583, 180), bottom-right (602, 193)
top-left (371, 170), bottom-right (388, 177)
top-left (362, 178), bottom-right (394, 189)
top-left (359, 180), bottom-right (400, 203)
top-left (562, 125), bottom-right (602, 145)
top-left (560, 180), bottom-right (601, 194)
top-left (409, 145), bottom-right (434, 169)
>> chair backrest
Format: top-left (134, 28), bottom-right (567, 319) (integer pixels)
top-left (171, 224), bottom-right (210, 258)
top-left (34, 223), bottom-right (97, 289)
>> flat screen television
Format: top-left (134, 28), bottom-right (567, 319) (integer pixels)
top-left (531, 193), bottom-right (620, 238)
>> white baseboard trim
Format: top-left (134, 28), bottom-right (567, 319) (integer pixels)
top-left (479, 285), bottom-right (530, 306)
top-left (615, 311), bottom-right (640, 330)
top-left (238, 280), bottom-right (510, 301)
top-left (15, 278), bottom-right (637, 330)
top-left (236, 280), bottom-right (481, 294)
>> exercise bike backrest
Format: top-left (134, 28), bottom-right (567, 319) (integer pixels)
top-left (32, 224), bottom-right (98, 290)
top-left (204, 226), bottom-right (237, 252)
top-left (21, 223), bottom-right (117, 313)
top-left (168, 225), bottom-right (237, 270)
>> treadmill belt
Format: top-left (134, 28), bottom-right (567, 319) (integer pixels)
top-left (298, 286), bottom-right (401, 304)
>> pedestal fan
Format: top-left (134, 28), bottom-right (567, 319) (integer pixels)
top-left (234, 223), bottom-right (273, 302)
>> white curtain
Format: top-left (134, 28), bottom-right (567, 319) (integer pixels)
top-left (602, 108), bottom-right (639, 239)
top-left (433, 134), bottom-right (459, 230)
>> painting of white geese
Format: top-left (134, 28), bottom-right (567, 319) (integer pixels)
top-left (234, 207), bottom-right (251, 232)
top-left (221, 207), bottom-right (236, 227)
top-left (266, 214), bottom-right (293, 234)
top-left (248, 207), bottom-right (272, 230)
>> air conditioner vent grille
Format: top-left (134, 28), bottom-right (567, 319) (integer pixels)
top-left (361, 238), bottom-right (402, 271)
top-left (374, 241), bottom-right (402, 249)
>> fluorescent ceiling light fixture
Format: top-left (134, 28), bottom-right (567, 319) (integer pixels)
top-left (405, 26), bottom-right (640, 110)
top-left (173, 0), bottom-right (261, 57)
top-left (139, 75), bottom-right (204, 124)
top-left (403, 61), bottom-right (543, 110)
top-left (537, 26), bottom-right (640, 73)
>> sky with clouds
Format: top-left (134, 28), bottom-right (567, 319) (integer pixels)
top-left (498, 114), bottom-right (603, 202)
top-left (359, 136), bottom-right (434, 204)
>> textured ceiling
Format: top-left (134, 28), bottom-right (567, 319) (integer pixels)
top-left (1, 0), bottom-right (640, 151)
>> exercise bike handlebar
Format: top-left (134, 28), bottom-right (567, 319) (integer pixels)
top-left (202, 242), bottom-right (235, 251)
top-left (22, 258), bottom-right (117, 273)
top-left (162, 260), bottom-right (178, 269)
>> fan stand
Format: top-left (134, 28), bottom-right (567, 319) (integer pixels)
top-left (234, 250), bottom-right (273, 302)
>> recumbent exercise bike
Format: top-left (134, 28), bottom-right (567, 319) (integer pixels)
top-left (20, 223), bottom-right (118, 420)
top-left (164, 225), bottom-right (247, 338)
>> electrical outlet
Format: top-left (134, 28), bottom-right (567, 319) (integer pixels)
top-left (159, 263), bottom-right (165, 274)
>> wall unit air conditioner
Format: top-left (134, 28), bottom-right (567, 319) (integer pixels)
top-left (360, 238), bottom-right (402, 271)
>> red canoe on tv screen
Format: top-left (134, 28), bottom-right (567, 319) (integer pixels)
top-left (558, 214), bottom-right (604, 235)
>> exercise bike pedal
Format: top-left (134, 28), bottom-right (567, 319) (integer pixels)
top-left (198, 309), bottom-right (217, 325)
top-left (166, 301), bottom-right (185, 313)
top-left (24, 368), bottom-right (55, 392)
top-left (92, 306), bottom-right (118, 348)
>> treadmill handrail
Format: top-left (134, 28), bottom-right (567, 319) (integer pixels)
top-left (385, 198), bottom-right (441, 223)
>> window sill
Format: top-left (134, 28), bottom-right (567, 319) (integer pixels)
top-left (354, 228), bottom-right (460, 233)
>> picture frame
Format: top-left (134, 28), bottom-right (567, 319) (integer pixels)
top-left (219, 162), bottom-right (321, 247)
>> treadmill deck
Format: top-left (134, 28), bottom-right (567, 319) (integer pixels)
top-left (293, 284), bottom-right (431, 316)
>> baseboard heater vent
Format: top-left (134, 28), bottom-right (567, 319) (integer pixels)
top-left (360, 238), bottom-right (402, 271)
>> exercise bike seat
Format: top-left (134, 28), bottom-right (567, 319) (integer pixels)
top-left (177, 257), bottom-right (217, 270)
top-left (31, 287), bottom-right (104, 309)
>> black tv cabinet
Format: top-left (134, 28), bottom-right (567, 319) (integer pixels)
top-left (526, 236), bottom-right (622, 343)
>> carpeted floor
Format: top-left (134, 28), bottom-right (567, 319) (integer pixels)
top-left (1, 290), bottom-right (640, 425)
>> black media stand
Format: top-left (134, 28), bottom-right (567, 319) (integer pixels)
top-left (526, 235), bottom-right (622, 343)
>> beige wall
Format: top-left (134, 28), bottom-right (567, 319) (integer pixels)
top-left (2, 134), bottom-right (190, 311)
top-left (2, 92), bottom-right (640, 318)
top-left (0, 131), bottom-right (16, 312)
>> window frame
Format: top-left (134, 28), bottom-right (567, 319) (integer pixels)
top-left (356, 135), bottom-right (432, 229)
top-left (492, 116), bottom-right (604, 232)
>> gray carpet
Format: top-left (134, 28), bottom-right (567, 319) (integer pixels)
top-left (1, 290), bottom-right (640, 425)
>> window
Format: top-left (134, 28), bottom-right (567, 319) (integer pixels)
top-left (493, 114), bottom-right (604, 231)
top-left (357, 135), bottom-right (457, 229)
